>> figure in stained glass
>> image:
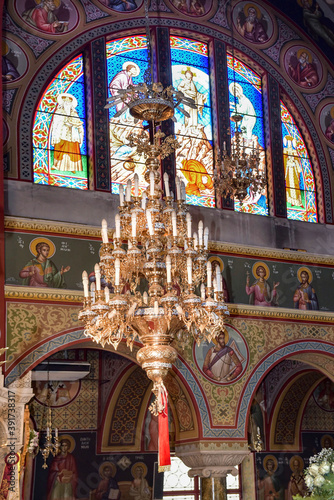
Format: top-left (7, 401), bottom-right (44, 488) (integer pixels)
top-left (177, 67), bottom-right (207, 129)
top-left (229, 82), bottom-right (256, 140)
top-left (109, 62), bottom-right (140, 113)
top-left (284, 137), bottom-right (303, 207)
top-left (50, 93), bottom-right (84, 172)
top-left (181, 159), bottom-right (213, 196)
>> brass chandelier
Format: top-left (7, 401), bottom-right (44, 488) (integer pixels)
top-left (214, 114), bottom-right (266, 203)
top-left (79, 135), bottom-right (229, 413)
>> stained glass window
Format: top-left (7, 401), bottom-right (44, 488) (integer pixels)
top-left (106, 36), bottom-right (149, 196)
top-left (280, 101), bottom-right (317, 222)
top-left (33, 55), bottom-right (88, 190)
top-left (170, 36), bottom-right (215, 208)
top-left (227, 55), bottom-right (268, 216)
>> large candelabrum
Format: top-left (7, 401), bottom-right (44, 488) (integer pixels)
top-left (80, 129), bottom-right (229, 472)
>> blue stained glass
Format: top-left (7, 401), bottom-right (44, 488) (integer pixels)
top-left (170, 49), bottom-right (208, 71)
top-left (228, 81), bottom-right (263, 119)
top-left (106, 37), bottom-right (149, 192)
top-left (170, 36), bottom-right (215, 208)
top-left (229, 114), bottom-right (265, 149)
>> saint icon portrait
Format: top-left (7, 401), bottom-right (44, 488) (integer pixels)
top-left (93, 462), bottom-right (120, 500)
top-left (235, 3), bottom-right (270, 44)
top-left (202, 329), bottom-right (246, 383)
top-left (47, 435), bottom-right (77, 500)
top-left (246, 262), bottom-right (279, 307)
top-left (129, 462), bottom-right (151, 500)
top-left (287, 48), bottom-right (320, 89)
top-left (293, 267), bottom-right (318, 310)
top-left (19, 237), bottom-right (70, 288)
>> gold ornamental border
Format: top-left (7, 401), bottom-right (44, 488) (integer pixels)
top-left (5, 286), bottom-right (334, 324)
top-left (5, 285), bottom-right (83, 303)
top-left (228, 304), bottom-right (334, 323)
top-left (5, 216), bottom-right (334, 266)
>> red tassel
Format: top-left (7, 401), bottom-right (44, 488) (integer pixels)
top-left (158, 390), bottom-right (171, 472)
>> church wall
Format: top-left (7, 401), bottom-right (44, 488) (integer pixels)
top-left (26, 349), bottom-right (160, 500)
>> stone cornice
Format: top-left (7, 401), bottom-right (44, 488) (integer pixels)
top-left (5, 286), bottom-right (334, 323)
top-left (5, 216), bottom-right (334, 265)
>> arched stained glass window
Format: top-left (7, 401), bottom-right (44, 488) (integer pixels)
top-left (33, 55), bottom-right (88, 189)
top-left (170, 35), bottom-right (215, 208)
top-left (280, 102), bottom-right (318, 222)
top-left (106, 36), bottom-right (149, 195)
top-left (227, 55), bottom-right (268, 216)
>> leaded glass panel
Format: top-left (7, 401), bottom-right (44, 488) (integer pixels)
top-left (163, 457), bottom-right (194, 491)
top-left (227, 56), bottom-right (268, 216)
top-left (32, 55), bottom-right (88, 189)
top-left (280, 101), bottom-right (317, 222)
top-left (170, 35), bottom-right (215, 208)
top-left (106, 35), bottom-right (149, 196)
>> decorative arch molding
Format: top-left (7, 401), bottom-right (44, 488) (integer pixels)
top-left (175, 340), bottom-right (334, 440)
top-left (18, 17), bottom-right (330, 221)
top-left (4, 329), bottom-right (205, 439)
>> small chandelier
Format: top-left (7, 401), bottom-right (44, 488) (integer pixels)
top-left (39, 385), bottom-right (59, 469)
top-left (214, 115), bottom-right (266, 203)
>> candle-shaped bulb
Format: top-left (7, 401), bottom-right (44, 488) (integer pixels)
top-left (187, 257), bottom-right (192, 285)
top-left (90, 282), bottom-right (95, 302)
top-left (216, 266), bottom-right (221, 292)
top-left (141, 196), bottom-right (147, 210)
top-left (94, 263), bottom-right (101, 291)
top-left (128, 239), bottom-right (132, 249)
top-left (198, 220), bottom-right (203, 246)
top-left (193, 232), bottom-right (198, 250)
top-left (101, 219), bottom-right (108, 244)
top-left (119, 184), bottom-right (124, 206)
top-left (150, 171), bottom-right (155, 196)
top-left (115, 258), bottom-right (120, 286)
top-left (146, 210), bottom-right (154, 236)
top-left (115, 214), bottom-right (121, 239)
top-left (186, 213), bottom-right (192, 238)
top-left (175, 177), bottom-right (181, 200)
top-left (143, 291), bottom-right (148, 305)
top-left (201, 283), bottom-right (206, 301)
top-left (126, 179), bottom-right (132, 202)
top-left (207, 260), bottom-right (212, 289)
top-left (172, 210), bottom-right (177, 237)
top-left (55, 428), bottom-right (58, 438)
top-left (166, 255), bottom-right (172, 283)
top-left (104, 286), bottom-right (110, 303)
top-left (131, 212), bottom-right (137, 238)
top-left (204, 227), bottom-right (209, 249)
top-left (181, 181), bottom-right (186, 200)
top-left (47, 427), bottom-right (50, 438)
top-left (154, 300), bottom-right (159, 316)
top-left (163, 172), bottom-right (170, 197)
top-left (223, 141), bottom-right (226, 151)
top-left (134, 173), bottom-right (139, 197)
top-left (82, 271), bottom-right (89, 297)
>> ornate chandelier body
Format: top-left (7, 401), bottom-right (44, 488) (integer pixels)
top-left (79, 135), bottom-right (229, 412)
top-left (214, 115), bottom-right (266, 202)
